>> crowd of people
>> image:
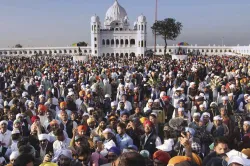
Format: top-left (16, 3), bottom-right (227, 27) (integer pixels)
top-left (0, 55), bottom-right (250, 166)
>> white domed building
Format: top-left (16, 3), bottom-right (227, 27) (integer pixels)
top-left (91, 0), bottom-right (147, 57)
top-left (0, 0), bottom-right (249, 57)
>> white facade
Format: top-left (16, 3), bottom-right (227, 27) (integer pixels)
top-left (0, 0), bottom-right (250, 57)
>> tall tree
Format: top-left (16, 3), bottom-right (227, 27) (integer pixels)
top-left (151, 18), bottom-right (183, 56)
top-left (77, 41), bottom-right (88, 47)
top-left (14, 44), bottom-right (22, 48)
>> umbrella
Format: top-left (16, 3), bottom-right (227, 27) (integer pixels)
top-left (178, 42), bottom-right (189, 46)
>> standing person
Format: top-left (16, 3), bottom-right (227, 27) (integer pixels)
top-left (59, 111), bottom-right (77, 139)
top-left (53, 128), bottom-right (71, 153)
top-left (116, 122), bottom-right (133, 151)
top-left (140, 120), bottom-right (162, 156)
top-left (0, 120), bottom-right (12, 148)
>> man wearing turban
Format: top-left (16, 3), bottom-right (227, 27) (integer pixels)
top-left (139, 120), bottom-right (162, 156)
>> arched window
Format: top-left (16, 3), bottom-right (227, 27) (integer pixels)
top-left (111, 39), bottom-right (114, 45)
top-left (220, 50), bottom-right (222, 53)
top-left (94, 37), bottom-right (97, 41)
top-left (69, 50), bottom-right (72, 53)
top-left (125, 53), bottom-right (128, 57)
top-left (169, 49), bottom-right (172, 53)
top-left (102, 39), bottom-right (105, 45)
top-left (120, 39), bottom-right (124, 45)
top-left (74, 50), bottom-right (77, 53)
top-left (130, 39), bottom-right (135, 45)
top-left (141, 41), bottom-right (144, 47)
top-left (215, 49), bottom-right (218, 53)
top-left (125, 39), bottom-right (128, 45)
top-left (229, 50), bottom-right (232, 52)
top-left (53, 50), bottom-right (57, 53)
top-left (29, 51), bottom-right (32, 54)
top-left (159, 49), bottom-right (162, 52)
top-left (202, 49), bottom-right (204, 53)
top-left (111, 53), bottom-right (114, 57)
top-left (138, 25), bottom-right (140, 30)
top-left (10, 52), bottom-right (13, 55)
top-left (138, 41), bottom-right (140, 47)
top-left (106, 53), bottom-right (110, 56)
top-left (116, 39), bottom-right (119, 45)
top-left (19, 51), bottom-right (22, 54)
top-left (64, 50), bottom-right (67, 53)
top-left (23, 51), bottom-right (27, 54)
top-left (142, 25), bottom-right (144, 31)
top-left (34, 51), bottom-right (37, 54)
top-left (116, 53), bottom-right (119, 57)
top-left (39, 51), bottom-right (42, 54)
top-left (120, 53), bottom-right (124, 58)
top-left (106, 39), bottom-right (110, 45)
top-left (145, 41), bottom-right (147, 47)
top-left (0, 52), bottom-right (2, 55)
top-left (84, 50), bottom-right (87, 53)
top-left (4, 51), bottom-right (7, 54)
top-left (103, 53), bottom-right (105, 56)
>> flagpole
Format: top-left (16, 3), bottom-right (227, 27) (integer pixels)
top-left (154, 0), bottom-right (158, 56)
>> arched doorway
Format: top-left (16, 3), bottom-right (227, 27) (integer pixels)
top-left (130, 52), bottom-right (135, 57)
top-left (111, 39), bottom-right (114, 45)
top-left (116, 39), bottom-right (119, 45)
top-left (130, 39), bottom-right (135, 45)
top-left (106, 39), bottom-right (110, 45)
top-left (125, 39), bottom-right (128, 45)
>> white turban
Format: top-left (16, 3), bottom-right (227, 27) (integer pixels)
top-left (213, 115), bottom-right (222, 121)
top-left (193, 112), bottom-right (201, 117)
top-left (38, 134), bottom-right (49, 141)
top-left (202, 112), bottom-right (210, 117)
top-left (244, 121), bottom-right (250, 126)
top-left (0, 120), bottom-right (8, 126)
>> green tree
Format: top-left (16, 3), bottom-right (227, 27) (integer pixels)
top-left (77, 41), bottom-right (88, 47)
top-left (151, 18), bottom-right (183, 56)
top-left (14, 44), bottom-right (22, 48)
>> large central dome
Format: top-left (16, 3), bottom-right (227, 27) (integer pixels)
top-left (105, 0), bottom-right (127, 22)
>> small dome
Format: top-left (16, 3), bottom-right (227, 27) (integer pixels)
top-left (138, 15), bottom-right (146, 22)
top-left (91, 15), bottom-right (100, 23)
top-left (105, 0), bottom-right (127, 22)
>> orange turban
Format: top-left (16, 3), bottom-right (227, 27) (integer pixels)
top-left (78, 125), bottom-right (87, 132)
top-left (168, 156), bottom-right (191, 165)
top-left (192, 153), bottom-right (202, 166)
top-left (38, 104), bottom-right (47, 112)
top-left (153, 150), bottom-right (171, 164)
top-left (140, 117), bottom-right (148, 124)
top-left (60, 102), bottom-right (67, 108)
top-left (242, 148), bottom-right (250, 158)
top-left (79, 90), bottom-right (85, 97)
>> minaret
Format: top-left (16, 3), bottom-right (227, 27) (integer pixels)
top-left (91, 15), bottom-right (101, 56)
top-left (137, 14), bottom-right (147, 57)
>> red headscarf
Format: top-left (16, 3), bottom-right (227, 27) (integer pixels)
top-left (31, 116), bottom-right (40, 124)
top-left (78, 125), bottom-right (87, 132)
top-left (143, 120), bottom-right (154, 127)
top-left (38, 104), bottom-right (47, 112)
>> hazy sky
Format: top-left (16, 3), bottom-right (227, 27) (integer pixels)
top-left (0, 0), bottom-right (250, 48)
